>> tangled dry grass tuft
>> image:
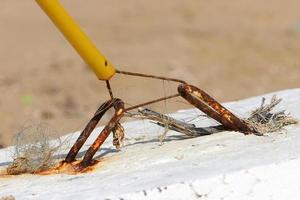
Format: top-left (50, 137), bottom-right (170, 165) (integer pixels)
top-left (7, 123), bottom-right (63, 175)
top-left (246, 96), bottom-right (298, 135)
top-left (0, 195), bottom-right (15, 200)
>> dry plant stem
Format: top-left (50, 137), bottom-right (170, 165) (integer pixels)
top-left (79, 99), bottom-right (124, 169)
top-left (112, 122), bottom-right (125, 149)
top-left (248, 96), bottom-right (282, 123)
top-left (136, 108), bottom-right (212, 136)
top-left (65, 99), bottom-right (122, 163)
top-left (159, 126), bottom-right (169, 145)
top-left (246, 96), bottom-right (298, 134)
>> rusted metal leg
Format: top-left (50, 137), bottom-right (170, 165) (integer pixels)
top-left (78, 99), bottom-right (125, 169)
top-left (178, 84), bottom-right (253, 133)
top-left (65, 99), bottom-right (120, 163)
top-left (117, 70), bottom-right (253, 133)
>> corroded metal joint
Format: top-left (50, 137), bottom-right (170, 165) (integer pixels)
top-left (65, 98), bottom-right (124, 164)
top-left (78, 99), bottom-right (125, 169)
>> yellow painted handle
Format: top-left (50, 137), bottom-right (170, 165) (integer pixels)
top-left (35, 0), bottom-right (115, 80)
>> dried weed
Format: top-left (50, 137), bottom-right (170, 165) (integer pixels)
top-left (7, 123), bottom-right (63, 175)
top-left (246, 95), bottom-right (298, 135)
top-left (0, 195), bottom-right (15, 200)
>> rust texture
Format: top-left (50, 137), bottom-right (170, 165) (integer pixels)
top-left (65, 99), bottom-right (121, 163)
top-left (64, 70), bottom-right (254, 170)
top-left (178, 84), bottom-right (253, 133)
top-left (78, 99), bottom-right (124, 169)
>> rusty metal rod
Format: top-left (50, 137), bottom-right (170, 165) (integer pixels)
top-left (79, 99), bottom-right (125, 169)
top-left (178, 84), bottom-right (253, 133)
top-left (65, 99), bottom-right (119, 163)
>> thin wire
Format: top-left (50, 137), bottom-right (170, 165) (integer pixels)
top-left (125, 94), bottom-right (180, 112)
top-left (114, 70), bottom-right (186, 111)
top-left (106, 80), bottom-right (114, 99)
top-left (116, 70), bottom-right (187, 84)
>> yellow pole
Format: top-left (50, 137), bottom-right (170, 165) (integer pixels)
top-left (35, 0), bottom-right (116, 80)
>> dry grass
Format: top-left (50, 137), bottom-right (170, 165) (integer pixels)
top-left (0, 195), bottom-right (15, 200)
top-left (7, 123), bottom-right (63, 175)
top-left (246, 96), bottom-right (298, 135)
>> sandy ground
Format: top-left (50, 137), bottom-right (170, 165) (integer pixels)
top-left (1, 0), bottom-right (300, 147)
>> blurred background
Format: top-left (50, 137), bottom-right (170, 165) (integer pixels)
top-left (1, 0), bottom-right (300, 147)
